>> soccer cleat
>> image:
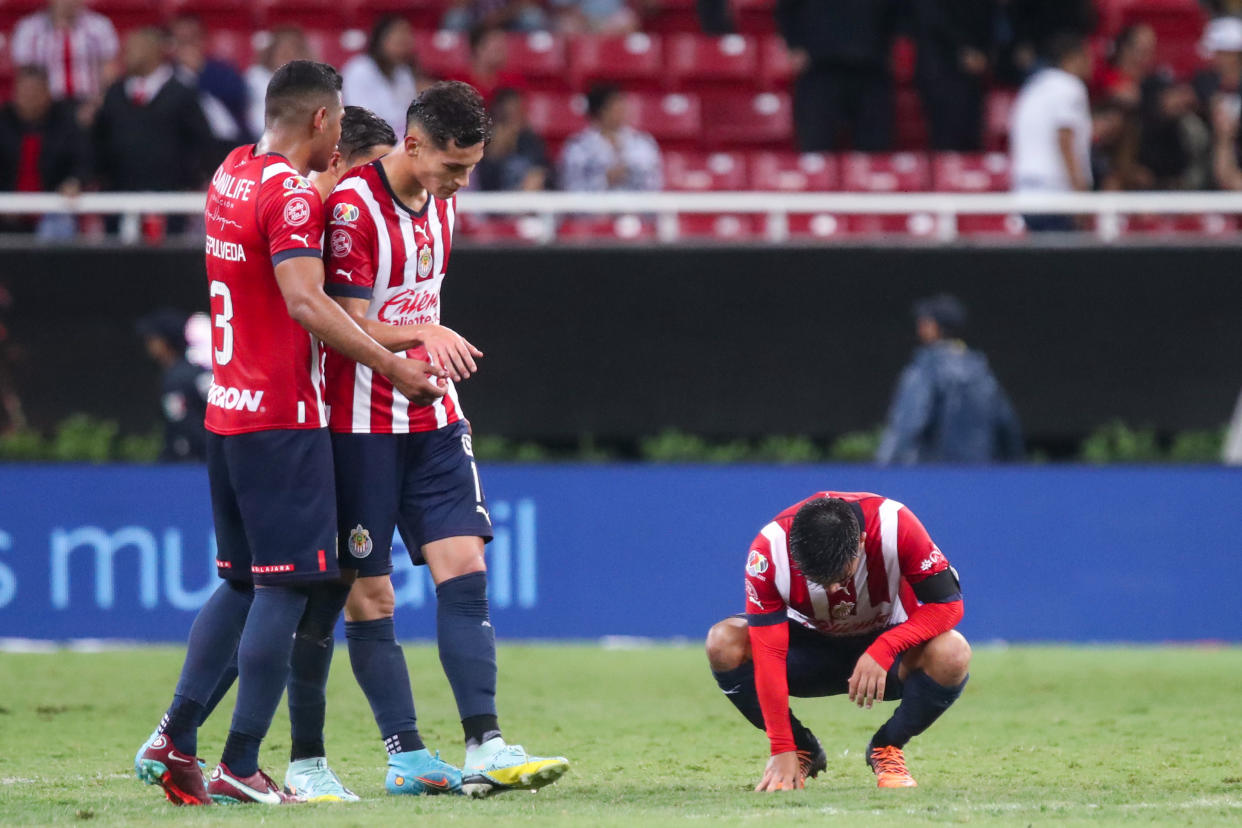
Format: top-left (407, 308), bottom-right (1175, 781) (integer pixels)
top-left (284, 757), bottom-right (360, 802)
top-left (796, 734), bottom-right (828, 781)
top-left (135, 734), bottom-right (212, 806)
top-left (460, 738), bottom-right (570, 798)
top-left (385, 748), bottom-right (463, 796)
top-left (866, 743), bottom-right (918, 788)
top-left (134, 728), bottom-right (159, 779)
top-left (208, 763), bottom-right (302, 804)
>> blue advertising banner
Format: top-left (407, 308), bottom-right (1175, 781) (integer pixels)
top-left (0, 465), bottom-right (1238, 643)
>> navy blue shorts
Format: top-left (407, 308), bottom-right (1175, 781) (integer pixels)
top-left (332, 420), bottom-right (493, 577)
top-left (744, 618), bottom-right (905, 701)
top-left (207, 429), bottom-right (340, 586)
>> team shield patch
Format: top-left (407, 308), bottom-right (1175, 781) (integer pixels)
top-left (746, 549), bottom-right (768, 577)
top-left (348, 524), bottom-right (373, 559)
top-left (330, 229), bottom-right (352, 257)
top-left (416, 244), bottom-right (433, 280)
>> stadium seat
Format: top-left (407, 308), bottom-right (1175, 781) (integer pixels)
top-left (455, 213), bottom-right (546, 244)
top-left (259, 0), bottom-right (349, 27)
top-left (0, 0), bottom-right (42, 31)
top-left (304, 28), bottom-right (365, 69)
top-left (503, 31), bottom-right (566, 84)
top-left (92, 0), bottom-right (162, 29)
top-left (732, 0), bottom-right (777, 34)
top-left (930, 152), bottom-right (1010, 192)
top-left (840, 152), bottom-right (930, 192)
top-left (746, 151), bottom-right (838, 191)
top-left (524, 91), bottom-right (587, 141)
top-left (700, 91), bottom-right (794, 147)
top-left (667, 33), bottom-right (759, 90)
top-left (894, 88), bottom-right (928, 151)
top-left (984, 89), bottom-right (1016, 152)
top-left (663, 150), bottom-right (749, 190)
top-left (644, 0), bottom-right (699, 34)
top-left (629, 92), bottom-right (701, 146)
top-left (757, 34), bottom-right (795, 89)
top-left (891, 35), bottom-right (916, 87)
top-left (569, 33), bottom-right (664, 90)
top-left (164, 0), bottom-right (253, 28)
top-left (957, 214), bottom-right (1026, 237)
top-left (785, 212), bottom-right (939, 239)
top-left (677, 213), bottom-right (764, 240)
top-left (348, 0), bottom-right (449, 29)
top-left (558, 214), bottom-right (657, 242)
top-left (413, 28), bottom-right (470, 79)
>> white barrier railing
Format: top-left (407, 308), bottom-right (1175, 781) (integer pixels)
top-left (1, 190), bottom-right (1241, 243)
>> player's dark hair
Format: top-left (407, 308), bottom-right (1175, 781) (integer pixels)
top-left (1045, 32), bottom-right (1088, 67)
top-left (265, 59), bottom-right (342, 127)
top-left (788, 498), bottom-right (861, 586)
top-left (586, 82), bottom-right (621, 119)
top-left (406, 81), bottom-right (492, 149)
top-left (339, 105), bottom-right (396, 162)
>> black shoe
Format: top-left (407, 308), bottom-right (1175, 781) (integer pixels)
top-left (796, 734), bottom-right (828, 780)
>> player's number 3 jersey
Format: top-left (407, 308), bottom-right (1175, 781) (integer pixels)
top-left (203, 145), bottom-right (327, 435)
top-left (321, 161), bottom-right (464, 434)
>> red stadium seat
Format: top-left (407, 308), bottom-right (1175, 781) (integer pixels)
top-left (165, 0), bottom-right (253, 28)
top-left (894, 88), bottom-right (928, 150)
top-left (455, 213), bottom-right (546, 244)
top-left (663, 150), bottom-right (749, 190)
top-left (558, 215), bottom-right (657, 242)
top-left (732, 0), bottom-right (776, 34)
top-left (930, 152), bottom-right (1010, 192)
top-left (413, 28), bottom-right (469, 80)
top-left (569, 33), bottom-right (664, 90)
top-left (757, 34), bottom-right (795, 89)
top-left (629, 92), bottom-right (701, 145)
top-left (677, 213), bottom-right (764, 240)
top-left (525, 91), bottom-right (587, 141)
top-left (891, 35), bottom-right (916, 87)
top-left (667, 33), bottom-right (759, 90)
top-left (840, 152), bottom-right (930, 192)
top-left (984, 89), bottom-right (1016, 152)
top-left (957, 214), bottom-right (1026, 237)
top-left (786, 212), bottom-right (940, 239)
top-left (503, 31), bottom-right (566, 82)
top-left (304, 28), bottom-right (365, 69)
top-left (348, 0), bottom-right (449, 29)
top-left (701, 91), bottom-right (793, 147)
top-left (644, 0), bottom-right (698, 34)
top-left (259, 0), bottom-right (348, 27)
top-left (91, 0), bottom-right (161, 29)
top-left (1118, 213), bottom-right (1239, 236)
top-left (746, 151), bottom-right (838, 191)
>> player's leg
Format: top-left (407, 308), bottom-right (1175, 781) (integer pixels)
top-left (334, 432), bottom-right (459, 797)
top-left (865, 630), bottom-right (971, 788)
top-left (705, 616), bottom-right (827, 780)
top-left (406, 421), bottom-right (568, 797)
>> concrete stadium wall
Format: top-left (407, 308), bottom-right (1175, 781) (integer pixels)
top-left (0, 464), bottom-right (1237, 643)
top-left (4, 244), bottom-right (1241, 443)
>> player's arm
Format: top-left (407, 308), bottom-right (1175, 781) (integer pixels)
top-left (274, 256), bottom-right (446, 405)
top-left (329, 296), bottom-right (484, 382)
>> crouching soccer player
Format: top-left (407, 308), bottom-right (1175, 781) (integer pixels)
top-left (706, 493), bottom-right (971, 790)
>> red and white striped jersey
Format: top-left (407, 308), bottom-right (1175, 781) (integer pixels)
top-left (322, 161), bottom-right (464, 434)
top-left (203, 145), bottom-right (327, 435)
top-left (10, 10), bottom-right (118, 101)
top-left (745, 491), bottom-right (951, 637)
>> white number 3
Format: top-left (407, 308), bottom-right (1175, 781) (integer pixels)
top-left (210, 280), bottom-right (234, 365)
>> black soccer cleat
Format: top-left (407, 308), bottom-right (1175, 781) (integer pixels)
top-left (796, 734), bottom-right (828, 781)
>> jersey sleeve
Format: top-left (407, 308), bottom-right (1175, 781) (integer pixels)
top-left (744, 531), bottom-right (786, 625)
top-left (258, 172), bottom-right (324, 266)
top-left (895, 505), bottom-right (953, 590)
top-left (323, 189), bottom-right (378, 300)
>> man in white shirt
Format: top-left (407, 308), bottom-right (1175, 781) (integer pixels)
top-left (11, 0), bottom-right (119, 105)
top-left (1009, 33), bottom-right (1093, 232)
top-left (559, 83), bottom-right (662, 192)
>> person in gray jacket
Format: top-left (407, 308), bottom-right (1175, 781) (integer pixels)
top-left (876, 295), bottom-right (1023, 465)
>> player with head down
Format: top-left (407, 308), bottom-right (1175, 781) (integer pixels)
top-left (134, 62), bottom-right (447, 806)
top-left (316, 80), bottom-right (569, 798)
top-left (706, 493), bottom-right (971, 790)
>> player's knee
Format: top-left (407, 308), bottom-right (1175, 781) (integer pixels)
top-left (705, 617), bottom-right (749, 672)
top-left (926, 630), bottom-right (971, 681)
top-left (345, 576), bottom-right (395, 621)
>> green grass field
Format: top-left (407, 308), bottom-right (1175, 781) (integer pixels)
top-left (1, 643), bottom-right (1239, 826)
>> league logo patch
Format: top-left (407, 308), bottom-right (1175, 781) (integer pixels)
top-left (284, 197), bottom-right (311, 227)
top-left (283, 174), bottom-right (313, 192)
top-left (330, 229), bottom-right (352, 258)
top-left (333, 203), bottom-right (359, 224)
top-left (416, 244), bottom-right (433, 280)
top-left (348, 524), bottom-right (373, 559)
top-left (745, 580), bottom-right (761, 608)
top-left (746, 549), bottom-right (768, 577)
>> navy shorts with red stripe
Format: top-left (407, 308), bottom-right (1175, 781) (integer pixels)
top-left (207, 428), bottom-right (340, 585)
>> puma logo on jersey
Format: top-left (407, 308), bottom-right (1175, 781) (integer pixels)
top-left (335, 269), bottom-right (353, 281)
top-left (290, 233), bottom-right (311, 246)
top-left (414, 224), bottom-right (431, 242)
top-left (207, 383), bottom-right (264, 412)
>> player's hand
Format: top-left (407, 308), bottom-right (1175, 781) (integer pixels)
top-left (847, 653), bottom-right (887, 709)
top-left (419, 324), bottom-right (483, 382)
top-left (386, 357), bottom-right (447, 406)
top-left (754, 751), bottom-right (803, 792)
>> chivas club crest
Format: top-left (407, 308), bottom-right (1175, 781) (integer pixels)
top-left (348, 524), bottom-right (373, 558)
top-left (831, 601), bottom-right (855, 620)
top-left (416, 244), bottom-right (433, 280)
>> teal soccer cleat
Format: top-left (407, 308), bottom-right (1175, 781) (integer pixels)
top-left (283, 757), bottom-right (360, 802)
top-left (461, 738), bottom-right (569, 798)
top-left (385, 749), bottom-right (462, 796)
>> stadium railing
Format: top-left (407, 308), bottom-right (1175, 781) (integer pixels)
top-left (1, 191), bottom-right (1241, 243)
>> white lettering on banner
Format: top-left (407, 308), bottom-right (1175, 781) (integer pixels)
top-left (205, 235), bottom-right (247, 262)
top-left (207, 384), bottom-right (263, 412)
top-left (392, 498), bottom-right (536, 610)
top-left (0, 530), bottom-right (15, 609)
top-left (50, 526), bottom-right (159, 609)
top-left (161, 530), bottom-right (219, 610)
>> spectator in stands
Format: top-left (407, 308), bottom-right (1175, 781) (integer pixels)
top-left (342, 16), bottom-right (418, 137)
top-left (997, 0), bottom-right (1095, 84)
top-left (170, 15), bottom-right (250, 153)
top-left (244, 27), bottom-right (312, 138)
top-left (876, 294), bottom-right (1023, 466)
top-left (0, 65), bottom-right (90, 237)
top-left (1010, 33), bottom-right (1092, 232)
top-left (136, 308), bottom-right (210, 462)
top-left (455, 25), bottom-right (528, 104)
top-left (776, 0), bottom-right (899, 151)
top-left (476, 87), bottom-right (549, 190)
top-left (910, 0), bottom-right (993, 151)
top-left (1195, 17), bottom-right (1242, 187)
top-left (560, 83), bottom-right (661, 191)
top-left (1091, 98), bottom-right (1154, 191)
top-left (551, 0), bottom-right (649, 35)
top-left (10, 0), bottom-right (119, 109)
top-left (442, 0), bottom-right (550, 33)
top-left (92, 28), bottom-right (213, 198)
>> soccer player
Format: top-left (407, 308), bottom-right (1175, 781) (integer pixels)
top-left (135, 60), bottom-right (447, 806)
top-left (321, 80), bottom-right (569, 797)
top-left (706, 493), bottom-right (971, 790)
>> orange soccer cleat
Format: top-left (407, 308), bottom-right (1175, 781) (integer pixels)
top-left (866, 744), bottom-right (918, 788)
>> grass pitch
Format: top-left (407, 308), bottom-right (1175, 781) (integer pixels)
top-left (0, 643), bottom-right (1239, 826)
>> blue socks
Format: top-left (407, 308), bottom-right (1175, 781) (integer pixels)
top-left (287, 583), bottom-right (350, 761)
top-left (435, 572), bottom-right (499, 745)
top-left (221, 585), bottom-right (308, 777)
top-left (871, 670), bottom-right (968, 749)
top-left (711, 662), bottom-right (816, 753)
top-left (346, 617), bottom-right (424, 754)
top-left (161, 580), bottom-right (254, 756)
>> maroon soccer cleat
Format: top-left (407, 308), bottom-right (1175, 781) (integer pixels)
top-left (136, 734), bottom-right (212, 805)
top-left (207, 763), bottom-right (302, 804)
